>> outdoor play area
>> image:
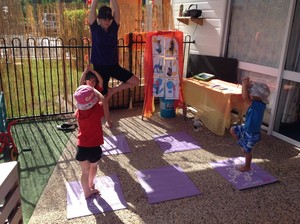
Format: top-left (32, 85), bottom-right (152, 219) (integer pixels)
top-left (1, 1), bottom-right (300, 224)
top-left (3, 106), bottom-right (299, 224)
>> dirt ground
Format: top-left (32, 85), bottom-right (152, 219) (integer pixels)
top-left (28, 107), bottom-right (300, 224)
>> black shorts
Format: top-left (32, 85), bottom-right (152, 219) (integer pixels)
top-left (76, 146), bottom-right (103, 163)
top-left (93, 64), bottom-right (134, 95)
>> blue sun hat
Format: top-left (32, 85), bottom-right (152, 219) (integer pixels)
top-left (248, 82), bottom-right (270, 104)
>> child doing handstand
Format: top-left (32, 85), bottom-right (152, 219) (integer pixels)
top-left (230, 77), bottom-right (270, 172)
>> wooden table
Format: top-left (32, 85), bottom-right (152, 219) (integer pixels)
top-left (183, 78), bottom-right (246, 136)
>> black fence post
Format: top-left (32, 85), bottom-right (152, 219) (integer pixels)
top-left (128, 33), bottom-right (133, 108)
top-left (128, 32), bottom-right (133, 73)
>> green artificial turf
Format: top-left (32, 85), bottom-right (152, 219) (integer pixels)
top-left (10, 120), bottom-right (73, 224)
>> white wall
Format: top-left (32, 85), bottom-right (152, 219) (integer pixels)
top-left (172, 0), bottom-right (229, 56)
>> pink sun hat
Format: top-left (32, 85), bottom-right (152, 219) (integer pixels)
top-left (74, 85), bottom-right (98, 110)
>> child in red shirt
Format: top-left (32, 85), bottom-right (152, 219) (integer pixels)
top-left (74, 85), bottom-right (106, 198)
top-left (80, 65), bottom-right (112, 128)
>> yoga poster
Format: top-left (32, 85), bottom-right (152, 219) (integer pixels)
top-left (165, 79), bottom-right (179, 99)
top-left (165, 38), bottom-right (178, 57)
top-left (151, 35), bottom-right (180, 100)
top-left (152, 36), bottom-right (165, 56)
top-left (143, 30), bottom-right (184, 118)
top-left (153, 56), bottom-right (164, 75)
top-left (164, 59), bottom-right (178, 78)
top-left (153, 76), bottom-right (165, 97)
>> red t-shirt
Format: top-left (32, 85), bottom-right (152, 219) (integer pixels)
top-left (75, 102), bottom-right (104, 147)
top-left (95, 85), bottom-right (103, 93)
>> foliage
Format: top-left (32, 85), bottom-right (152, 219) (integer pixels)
top-left (63, 8), bottom-right (90, 43)
top-left (64, 8), bottom-right (86, 24)
top-left (21, 0), bottom-right (109, 4)
top-left (24, 0), bottom-right (83, 3)
top-left (1, 57), bottom-right (81, 118)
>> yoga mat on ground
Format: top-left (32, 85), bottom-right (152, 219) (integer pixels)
top-left (210, 157), bottom-right (278, 190)
top-left (102, 135), bottom-right (131, 155)
top-left (136, 165), bottom-right (202, 204)
top-left (66, 174), bottom-right (127, 219)
top-left (153, 132), bottom-right (201, 153)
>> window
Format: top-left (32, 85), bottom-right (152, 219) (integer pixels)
top-left (274, 0), bottom-right (300, 143)
top-left (285, 0), bottom-right (300, 72)
top-left (227, 0), bottom-right (290, 67)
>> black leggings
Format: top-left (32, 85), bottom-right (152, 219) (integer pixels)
top-left (93, 64), bottom-right (134, 95)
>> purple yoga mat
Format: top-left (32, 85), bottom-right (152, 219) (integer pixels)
top-left (210, 157), bottom-right (278, 190)
top-left (66, 174), bottom-right (127, 219)
top-left (136, 164), bottom-right (202, 204)
top-left (154, 132), bottom-right (201, 153)
top-left (102, 135), bottom-right (131, 155)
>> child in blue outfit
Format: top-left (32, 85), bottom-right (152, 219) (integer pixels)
top-left (230, 77), bottom-right (270, 172)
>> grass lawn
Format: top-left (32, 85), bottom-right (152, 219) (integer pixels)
top-left (9, 120), bottom-right (73, 224)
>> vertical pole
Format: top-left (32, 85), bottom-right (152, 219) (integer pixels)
top-left (128, 33), bottom-right (133, 109)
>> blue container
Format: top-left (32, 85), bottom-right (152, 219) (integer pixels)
top-left (160, 97), bottom-right (175, 118)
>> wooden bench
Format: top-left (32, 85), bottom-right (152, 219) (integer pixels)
top-left (0, 161), bottom-right (23, 224)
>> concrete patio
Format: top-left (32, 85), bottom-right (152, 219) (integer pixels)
top-left (28, 107), bottom-right (300, 224)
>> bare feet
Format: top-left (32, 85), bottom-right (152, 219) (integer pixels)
top-left (84, 188), bottom-right (100, 199)
top-left (238, 165), bottom-right (251, 172)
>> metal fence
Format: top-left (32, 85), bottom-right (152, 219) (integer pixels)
top-left (0, 34), bottom-right (193, 120)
